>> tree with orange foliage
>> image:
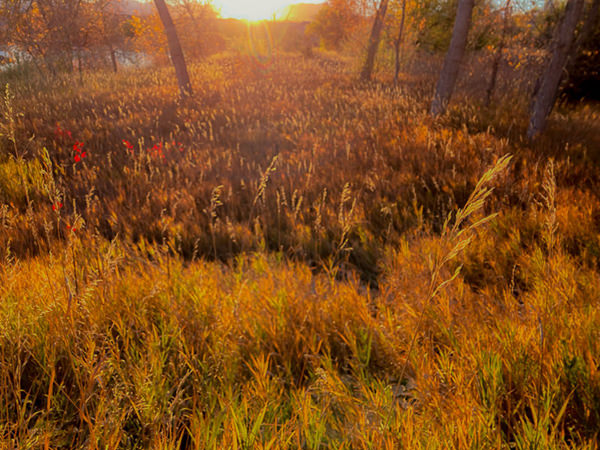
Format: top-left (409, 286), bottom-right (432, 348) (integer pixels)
top-left (129, 12), bottom-right (170, 64)
top-left (308, 0), bottom-right (361, 50)
top-left (1, 0), bottom-right (131, 75)
top-left (130, 0), bottom-right (223, 63)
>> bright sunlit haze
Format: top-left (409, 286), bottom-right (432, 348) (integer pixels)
top-left (213, 0), bottom-right (322, 21)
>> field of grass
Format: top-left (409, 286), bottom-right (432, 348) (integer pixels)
top-left (1, 52), bottom-right (600, 448)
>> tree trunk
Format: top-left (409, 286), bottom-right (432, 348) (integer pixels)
top-left (579, 0), bottom-right (600, 45)
top-left (563, 0), bottom-right (600, 86)
top-left (154, 0), bottom-right (193, 98)
top-left (485, 50), bottom-right (502, 106)
top-left (527, 0), bottom-right (584, 140)
top-left (110, 46), bottom-right (118, 73)
top-left (430, 0), bottom-right (475, 116)
top-left (393, 0), bottom-right (407, 84)
top-left (77, 49), bottom-right (83, 85)
top-left (360, 0), bottom-right (389, 82)
top-left (485, 0), bottom-right (511, 106)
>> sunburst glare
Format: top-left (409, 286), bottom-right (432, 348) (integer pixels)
top-left (213, 0), bottom-right (321, 21)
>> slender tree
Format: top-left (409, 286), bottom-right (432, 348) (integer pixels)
top-left (527, 0), bottom-right (584, 139)
top-left (485, 0), bottom-right (511, 106)
top-left (578, 0), bottom-right (600, 47)
top-left (308, 0), bottom-right (360, 50)
top-left (562, 0), bottom-right (600, 90)
top-left (430, 0), bottom-right (475, 116)
top-left (154, 0), bottom-right (193, 98)
top-left (97, 1), bottom-right (126, 73)
top-left (360, 0), bottom-right (389, 81)
top-left (393, 0), bottom-right (407, 84)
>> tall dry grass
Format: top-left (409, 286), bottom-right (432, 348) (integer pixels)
top-left (1, 52), bottom-right (599, 448)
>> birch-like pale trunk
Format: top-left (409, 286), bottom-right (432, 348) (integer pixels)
top-left (430, 0), bottom-right (475, 116)
top-left (154, 0), bottom-right (193, 98)
top-left (527, 0), bottom-right (584, 139)
top-left (360, 0), bottom-right (389, 82)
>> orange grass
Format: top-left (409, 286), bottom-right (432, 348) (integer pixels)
top-left (1, 52), bottom-right (600, 448)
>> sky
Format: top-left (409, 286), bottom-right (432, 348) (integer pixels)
top-left (212, 0), bottom-right (323, 21)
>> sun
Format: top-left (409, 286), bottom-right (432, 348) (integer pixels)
top-left (212, 0), bottom-right (284, 21)
top-left (213, 0), bottom-right (317, 21)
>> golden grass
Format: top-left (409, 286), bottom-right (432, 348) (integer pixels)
top-left (1, 52), bottom-right (600, 448)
